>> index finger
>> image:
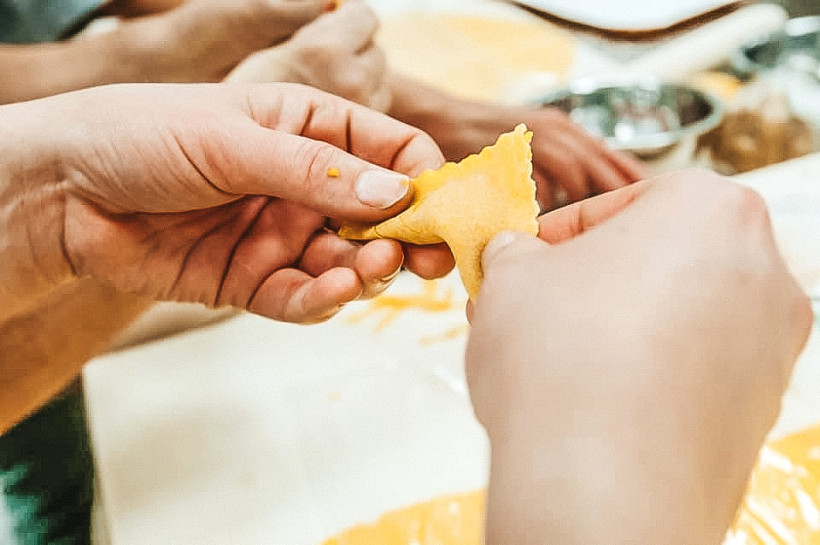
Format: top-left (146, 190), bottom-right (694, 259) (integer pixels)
top-left (537, 180), bottom-right (648, 244)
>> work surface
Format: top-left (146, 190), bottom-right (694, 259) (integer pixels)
top-left (84, 0), bottom-right (820, 543)
top-left (84, 153), bottom-right (820, 544)
top-left (86, 273), bottom-right (478, 544)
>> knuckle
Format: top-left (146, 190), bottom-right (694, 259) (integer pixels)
top-left (716, 181), bottom-right (771, 232)
top-left (344, 64), bottom-right (372, 88)
top-left (366, 86), bottom-right (393, 112)
top-left (295, 140), bottom-right (337, 189)
top-left (665, 169), bottom-right (770, 227)
top-left (330, 68), bottom-right (372, 101)
top-left (366, 49), bottom-right (388, 78)
top-left (739, 188), bottom-right (772, 231)
top-left (771, 287), bottom-right (814, 389)
top-left (297, 42), bottom-right (332, 64)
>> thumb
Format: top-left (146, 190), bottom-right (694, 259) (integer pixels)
top-left (217, 127), bottom-right (417, 222)
top-left (211, 84), bottom-right (444, 222)
top-left (482, 230), bottom-right (546, 272)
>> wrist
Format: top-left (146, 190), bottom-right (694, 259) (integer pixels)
top-left (485, 435), bottom-right (736, 545)
top-left (86, 18), bottom-right (173, 83)
top-left (0, 31), bottom-right (146, 104)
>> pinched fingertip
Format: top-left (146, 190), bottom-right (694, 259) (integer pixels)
top-left (481, 231), bottom-right (544, 270)
top-left (354, 170), bottom-right (410, 209)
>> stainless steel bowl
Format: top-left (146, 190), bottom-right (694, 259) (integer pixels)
top-left (536, 79), bottom-right (723, 159)
top-left (733, 15), bottom-right (820, 80)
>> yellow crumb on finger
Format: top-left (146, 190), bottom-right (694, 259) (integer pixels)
top-left (327, 167), bottom-right (341, 178)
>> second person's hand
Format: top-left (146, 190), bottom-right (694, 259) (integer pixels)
top-left (102, 0), bottom-right (331, 83)
top-left (466, 170), bottom-right (813, 545)
top-left (227, 0), bottom-right (392, 112)
top-left (387, 77), bottom-right (645, 212)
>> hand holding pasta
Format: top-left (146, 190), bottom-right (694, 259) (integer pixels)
top-left (0, 83), bottom-right (454, 324)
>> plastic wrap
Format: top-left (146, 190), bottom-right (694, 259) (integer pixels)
top-left (322, 425), bottom-right (820, 545)
top-left (323, 490), bottom-right (484, 545)
top-left (727, 425), bottom-right (820, 544)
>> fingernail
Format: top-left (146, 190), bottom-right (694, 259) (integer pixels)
top-left (363, 267), bottom-right (401, 297)
top-left (378, 267), bottom-right (401, 284)
top-left (482, 231), bottom-right (518, 267)
top-left (355, 170), bottom-right (410, 209)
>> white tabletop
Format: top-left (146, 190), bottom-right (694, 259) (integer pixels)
top-left (85, 149), bottom-right (820, 545)
top-left (83, 2), bottom-right (820, 542)
top-left (86, 272), bottom-right (484, 545)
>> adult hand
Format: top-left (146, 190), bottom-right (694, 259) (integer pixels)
top-left (105, 0), bottom-right (331, 82)
top-left (0, 0), bottom-right (334, 104)
top-left (509, 106), bottom-right (644, 209)
top-left (388, 76), bottom-right (644, 211)
top-left (227, 0), bottom-right (391, 112)
top-left (466, 171), bottom-right (813, 545)
top-left (0, 83), bottom-right (453, 324)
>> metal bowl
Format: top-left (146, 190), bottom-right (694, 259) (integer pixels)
top-left (733, 15), bottom-right (820, 79)
top-left (536, 79), bottom-right (723, 159)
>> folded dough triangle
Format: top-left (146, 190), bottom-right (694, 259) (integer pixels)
top-left (340, 124), bottom-right (539, 299)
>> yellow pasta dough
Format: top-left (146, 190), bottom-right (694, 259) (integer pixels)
top-left (339, 124), bottom-right (539, 299)
top-left (322, 490), bottom-right (484, 545)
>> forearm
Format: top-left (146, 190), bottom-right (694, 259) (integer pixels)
top-left (0, 33), bottom-right (129, 104)
top-left (0, 278), bottom-right (152, 435)
top-left (0, 13), bottom-right (185, 105)
top-left (477, 370), bottom-right (744, 545)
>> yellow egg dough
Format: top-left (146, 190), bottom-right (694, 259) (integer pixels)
top-left (339, 124), bottom-right (539, 299)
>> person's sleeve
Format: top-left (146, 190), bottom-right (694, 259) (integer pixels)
top-left (0, 0), bottom-right (109, 44)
